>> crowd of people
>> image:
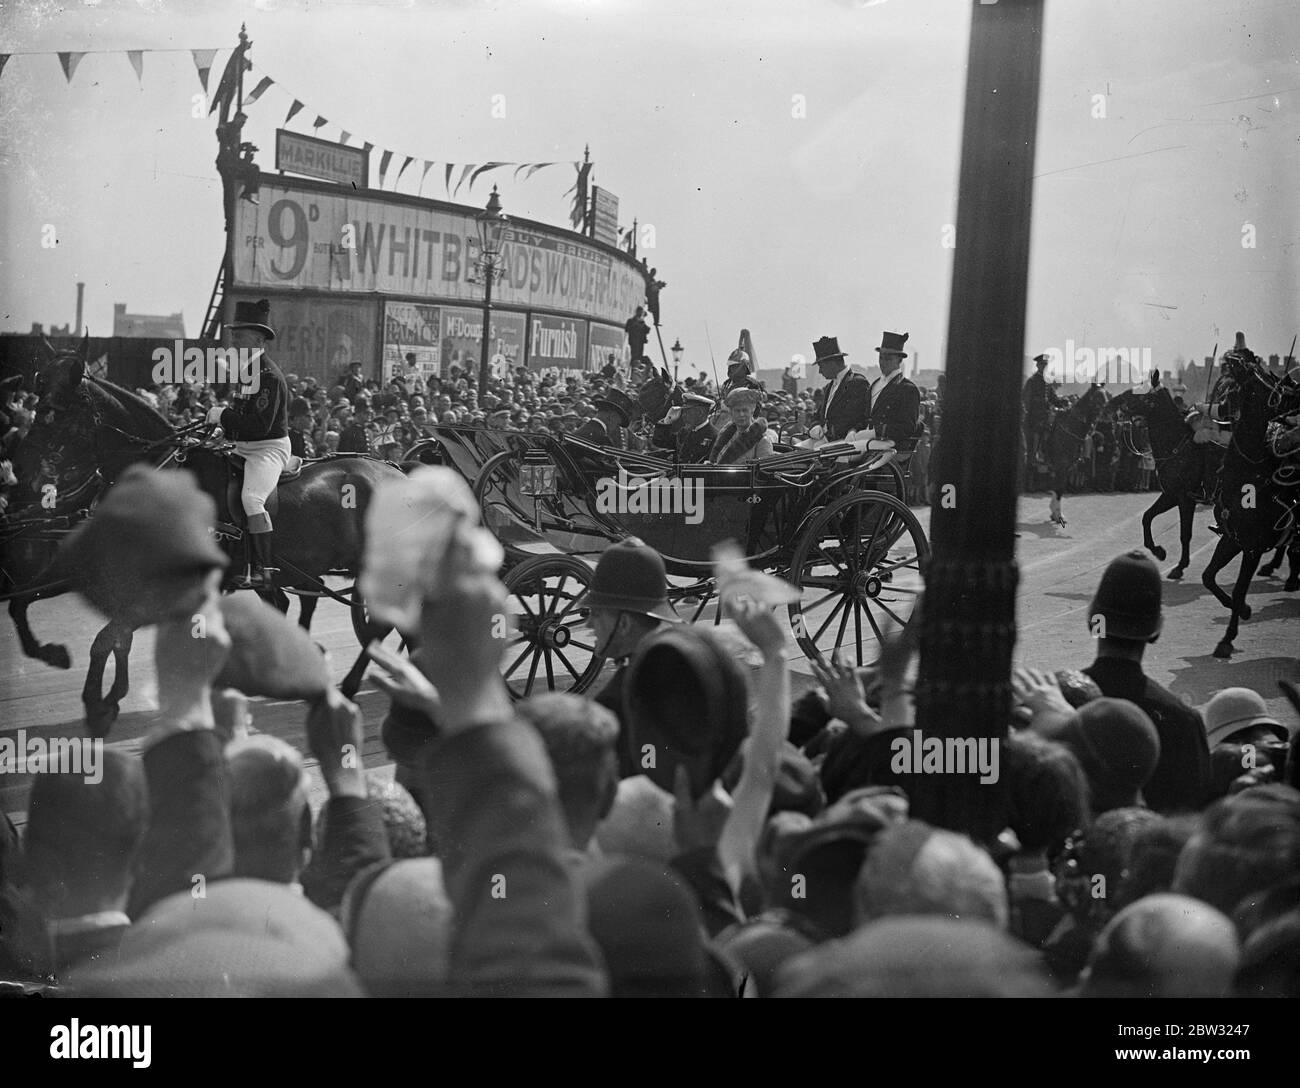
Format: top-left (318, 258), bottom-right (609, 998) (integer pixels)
top-left (1, 445), bottom-right (1297, 996)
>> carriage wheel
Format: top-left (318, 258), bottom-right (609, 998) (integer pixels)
top-left (787, 490), bottom-right (928, 667)
top-left (501, 553), bottom-right (605, 699)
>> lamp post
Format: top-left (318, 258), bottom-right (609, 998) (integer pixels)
top-left (475, 186), bottom-right (508, 409)
top-left (670, 338), bottom-right (684, 382)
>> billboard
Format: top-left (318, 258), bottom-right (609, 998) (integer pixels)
top-left (233, 181), bottom-right (645, 325)
top-left (588, 322), bottom-right (625, 373)
top-left (528, 314), bottom-right (588, 379)
top-left (591, 186), bottom-right (619, 248)
top-left (382, 301), bottom-right (440, 383)
top-left (228, 292), bottom-right (376, 386)
top-left (275, 130), bottom-right (369, 187)
top-left (439, 307), bottom-right (525, 379)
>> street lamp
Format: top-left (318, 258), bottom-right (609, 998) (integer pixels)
top-left (670, 338), bottom-right (684, 382)
top-left (476, 186), bottom-right (508, 408)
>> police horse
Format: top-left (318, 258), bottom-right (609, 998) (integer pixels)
top-left (1, 339), bottom-right (405, 734)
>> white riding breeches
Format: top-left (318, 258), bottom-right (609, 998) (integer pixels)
top-left (235, 436), bottom-right (292, 523)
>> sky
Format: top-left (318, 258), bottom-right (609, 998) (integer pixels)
top-left (1, 0), bottom-right (1297, 380)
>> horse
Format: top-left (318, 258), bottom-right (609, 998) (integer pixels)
top-left (1101, 386), bottom-right (1220, 580)
top-left (1042, 384), bottom-right (1109, 526)
top-left (1200, 348), bottom-right (1300, 658)
top-left (3, 339), bottom-right (406, 733)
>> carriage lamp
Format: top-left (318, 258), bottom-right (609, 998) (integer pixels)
top-left (475, 187), bottom-right (509, 408)
top-left (520, 447), bottom-right (558, 499)
top-left (671, 339), bottom-right (684, 381)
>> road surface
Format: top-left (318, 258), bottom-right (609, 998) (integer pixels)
top-left (3, 491), bottom-right (1296, 823)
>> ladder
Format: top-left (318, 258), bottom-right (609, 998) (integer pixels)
top-left (201, 263), bottom-right (226, 340)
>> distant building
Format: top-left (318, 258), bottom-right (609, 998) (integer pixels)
top-left (113, 303), bottom-right (185, 338)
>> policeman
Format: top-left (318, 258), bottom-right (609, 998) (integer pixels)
top-left (1021, 352), bottom-right (1061, 481)
top-left (207, 298), bottom-right (290, 589)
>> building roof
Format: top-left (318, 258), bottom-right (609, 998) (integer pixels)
top-left (113, 303), bottom-right (185, 339)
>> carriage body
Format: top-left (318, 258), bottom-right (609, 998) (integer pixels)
top-left (425, 424), bottom-right (928, 698)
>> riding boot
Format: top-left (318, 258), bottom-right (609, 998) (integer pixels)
top-left (235, 513), bottom-right (278, 589)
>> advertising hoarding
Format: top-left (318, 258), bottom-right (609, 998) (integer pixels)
top-left (381, 301), bottom-right (440, 383)
top-left (228, 292), bottom-right (377, 386)
top-left (439, 306), bottom-right (526, 379)
top-left (528, 313), bottom-right (588, 379)
top-left (275, 130), bottom-right (369, 187)
top-left (587, 322), bottom-right (625, 373)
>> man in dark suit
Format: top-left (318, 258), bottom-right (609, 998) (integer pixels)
top-left (807, 335), bottom-right (870, 442)
top-left (866, 331), bottom-right (922, 448)
top-left (651, 392), bottom-right (718, 463)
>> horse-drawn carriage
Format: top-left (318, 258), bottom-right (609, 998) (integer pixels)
top-left (416, 424), bottom-right (929, 698)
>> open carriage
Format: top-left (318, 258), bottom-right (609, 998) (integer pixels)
top-left (420, 424), bottom-right (929, 698)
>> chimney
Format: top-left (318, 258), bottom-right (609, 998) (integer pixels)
top-left (1268, 354), bottom-right (1280, 372)
top-left (75, 282), bottom-right (85, 336)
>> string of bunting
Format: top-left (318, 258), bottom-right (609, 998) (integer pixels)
top-left (0, 46), bottom-right (608, 212)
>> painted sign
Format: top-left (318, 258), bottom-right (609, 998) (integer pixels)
top-left (381, 301), bottom-right (440, 384)
top-left (439, 306), bottom-right (526, 379)
top-left (528, 313), bottom-right (588, 379)
top-left (275, 130), bottom-right (369, 187)
top-left (227, 292), bottom-right (377, 385)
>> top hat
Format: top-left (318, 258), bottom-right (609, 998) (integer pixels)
top-left (812, 336), bottom-right (848, 366)
top-left (593, 387), bottom-right (636, 427)
top-left (875, 331), bottom-right (909, 358)
top-left (228, 298), bottom-right (276, 341)
top-left (582, 537), bottom-right (680, 623)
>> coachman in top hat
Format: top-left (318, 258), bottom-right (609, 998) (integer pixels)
top-left (206, 298), bottom-right (291, 589)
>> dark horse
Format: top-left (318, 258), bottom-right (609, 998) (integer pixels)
top-left (1200, 347), bottom-right (1300, 658)
top-left (2, 340), bottom-right (405, 733)
top-left (1042, 384), bottom-right (1109, 526)
top-left (1102, 387), bottom-right (1222, 581)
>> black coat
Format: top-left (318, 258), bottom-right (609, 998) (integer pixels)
top-left (651, 418), bottom-right (718, 464)
top-left (868, 375), bottom-right (922, 446)
top-left (217, 354), bottom-right (289, 441)
top-left (817, 371), bottom-right (871, 440)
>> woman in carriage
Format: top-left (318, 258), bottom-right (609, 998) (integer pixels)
top-left (707, 387), bottom-right (776, 463)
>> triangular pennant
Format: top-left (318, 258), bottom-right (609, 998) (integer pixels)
top-left (378, 150), bottom-right (394, 187)
top-left (451, 164), bottom-right (477, 199)
top-left (126, 50), bottom-right (144, 84)
top-left (191, 48), bottom-right (217, 92)
top-left (395, 156), bottom-right (416, 186)
top-left (57, 52), bottom-right (86, 83)
top-left (522, 162), bottom-right (557, 182)
top-left (339, 131), bottom-right (351, 145)
top-left (243, 75), bottom-right (274, 105)
top-left (363, 142), bottom-right (374, 154)
top-left (444, 164), bottom-right (456, 194)
top-left (284, 100), bottom-right (304, 124)
top-left (418, 160), bottom-right (435, 194)
top-left (312, 116), bottom-right (327, 130)
top-left (0, 55), bottom-right (10, 83)
top-left (466, 162), bottom-right (507, 193)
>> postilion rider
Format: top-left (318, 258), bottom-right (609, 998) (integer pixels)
top-left (205, 298), bottom-right (291, 589)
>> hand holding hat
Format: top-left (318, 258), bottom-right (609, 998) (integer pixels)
top-left (713, 540), bottom-right (800, 608)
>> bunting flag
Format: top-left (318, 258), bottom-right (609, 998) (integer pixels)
top-left (444, 164), bottom-right (456, 194)
top-left (395, 155), bottom-right (416, 186)
top-left (378, 149), bottom-right (394, 187)
top-left (126, 50), bottom-right (144, 84)
top-left (339, 130), bottom-right (351, 145)
top-left (514, 161), bottom-right (558, 182)
top-left (191, 48), bottom-right (217, 92)
top-left (467, 162), bottom-right (508, 193)
top-left (284, 99), bottom-right (304, 124)
top-left (312, 115), bottom-right (327, 130)
top-left (57, 52), bottom-right (86, 83)
top-left (418, 160), bottom-right (435, 194)
top-left (451, 164), bottom-right (477, 199)
top-left (243, 75), bottom-right (274, 105)
top-left (363, 142), bottom-right (374, 155)
top-left (0, 55), bottom-right (10, 82)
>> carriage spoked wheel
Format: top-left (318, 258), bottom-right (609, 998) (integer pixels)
top-left (787, 490), bottom-right (928, 667)
top-left (500, 553), bottom-right (605, 699)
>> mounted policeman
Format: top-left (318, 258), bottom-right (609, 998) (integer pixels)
top-left (206, 298), bottom-right (290, 589)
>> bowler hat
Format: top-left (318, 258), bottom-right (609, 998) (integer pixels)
top-left (228, 298), bottom-right (276, 341)
top-left (1089, 550), bottom-right (1163, 641)
top-left (582, 537), bottom-right (679, 622)
top-left (875, 331), bottom-right (909, 358)
top-left (812, 336), bottom-right (848, 366)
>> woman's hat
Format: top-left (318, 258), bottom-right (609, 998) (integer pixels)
top-left (1202, 687), bottom-right (1291, 747)
top-left (228, 298), bottom-right (276, 340)
top-left (593, 387), bottom-right (636, 426)
top-left (725, 387), bottom-right (762, 409)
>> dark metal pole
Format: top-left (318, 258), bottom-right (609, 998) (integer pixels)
top-left (912, 0), bottom-right (1045, 840)
top-left (478, 256), bottom-right (494, 409)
